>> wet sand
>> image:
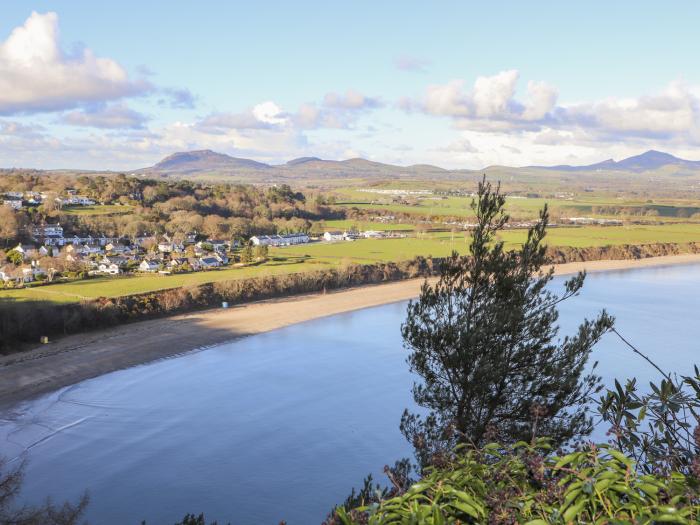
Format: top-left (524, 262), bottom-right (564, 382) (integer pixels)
top-left (2, 253), bottom-right (700, 407)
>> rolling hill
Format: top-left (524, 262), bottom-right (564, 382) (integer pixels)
top-left (136, 149), bottom-right (700, 183)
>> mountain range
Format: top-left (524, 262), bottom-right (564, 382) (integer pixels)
top-left (136, 149), bottom-right (700, 182)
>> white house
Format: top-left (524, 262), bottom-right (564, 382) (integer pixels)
top-left (3, 199), bottom-right (22, 210)
top-left (61, 195), bottom-right (95, 206)
top-left (97, 263), bottom-right (120, 275)
top-left (362, 230), bottom-right (385, 238)
top-left (32, 224), bottom-right (65, 246)
top-left (139, 260), bottom-right (160, 272)
top-left (199, 256), bottom-right (221, 269)
top-left (323, 231), bottom-right (345, 242)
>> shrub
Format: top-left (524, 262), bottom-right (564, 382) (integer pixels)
top-left (331, 440), bottom-right (700, 524)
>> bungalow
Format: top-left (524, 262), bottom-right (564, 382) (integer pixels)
top-left (362, 230), bottom-right (385, 238)
top-left (199, 256), bottom-right (221, 269)
top-left (323, 231), bottom-right (345, 242)
top-left (139, 260), bottom-right (160, 272)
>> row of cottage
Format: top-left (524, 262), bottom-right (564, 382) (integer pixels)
top-left (250, 230), bottom-right (392, 245)
top-left (3, 191), bottom-right (96, 210)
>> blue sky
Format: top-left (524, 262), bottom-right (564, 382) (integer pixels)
top-left (1, 1), bottom-right (699, 170)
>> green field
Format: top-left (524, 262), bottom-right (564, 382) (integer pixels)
top-left (322, 220), bottom-right (414, 231)
top-left (0, 257), bottom-right (331, 304)
top-left (5, 223), bottom-right (700, 304)
top-left (62, 204), bottom-right (134, 215)
top-left (333, 188), bottom-right (700, 221)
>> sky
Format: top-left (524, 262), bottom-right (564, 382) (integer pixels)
top-left (1, 1), bottom-right (700, 171)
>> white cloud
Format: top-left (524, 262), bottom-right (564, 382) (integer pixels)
top-left (251, 101), bottom-right (288, 125)
top-left (410, 70), bottom-right (700, 147)
top-left (472, 69), bottom-right (519, 117)
top-left (0, 11), bottom-right (150, 114)
top-left (198, 91), bottom-right (383, 133)
top-left (420, 70), bottom-right (557, 126)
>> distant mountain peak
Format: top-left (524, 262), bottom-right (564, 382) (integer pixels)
top-left (537, 150), bottom-right (700, 172)
top-left (286, 157), bottom-right (322, 166)
top-left (149, 150), bottom-right (270, 173)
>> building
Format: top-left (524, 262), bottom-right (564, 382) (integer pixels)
top-left (139, 260), bottom-right (160, 272)
top-left (3, 199), bottom-right (22, 210)
top-left (32, 224), bottom-right (65, 246)
top-left (60, 195), bottom-right (95, 206)
top-left (199, 256), bottom-right (221, 268)
top-left (96, 263), bottom-right (120, 275)
top-left (250, 233), bottom-right (310, 246)
top-left (323, 231), bottom-right (345, 242)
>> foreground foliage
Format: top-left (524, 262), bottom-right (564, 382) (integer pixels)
top-left (0, 457), bottom-right (88, 524)
top-left (401, 178), bottom-right (613, 466)
top-left (333, 440), bottom-right (700, 524)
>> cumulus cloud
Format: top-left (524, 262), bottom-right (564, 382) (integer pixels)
top-left (197, 91), bottom-right (382, 133)
top-left (0, 11), bottom-right (151, 114)
top-left (419, 70), bottom-right (557, 127)
top-left (408, 70), bottom-right (700, 146)
top-left (295, 90), bottom-right (383, 129)
top-left (196, 101), bottom-right (288, 133)
top-left (61, 103), bottom-right (149, 129)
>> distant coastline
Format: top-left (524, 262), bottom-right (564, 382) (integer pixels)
top-left (1, 252), bottom-right (700, 409)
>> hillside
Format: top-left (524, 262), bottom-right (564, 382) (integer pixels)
top-left (135, 149), bottom-right (700, 183)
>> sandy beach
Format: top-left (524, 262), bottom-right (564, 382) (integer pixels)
top-left (2, 252), bottom-right (700, 408)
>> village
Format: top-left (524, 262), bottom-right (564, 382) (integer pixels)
top-left (0, 217), bottom-right (402, 286)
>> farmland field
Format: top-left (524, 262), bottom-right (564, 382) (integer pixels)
top-left (332, 187), bottom-right (700, 221)
top-left (0, 257), bottom-right (331, 303)
top-left (6, 223), bottom-right (700, 304)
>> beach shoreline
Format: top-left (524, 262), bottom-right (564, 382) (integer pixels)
top-left (2, 253), bottom-right (700, 408)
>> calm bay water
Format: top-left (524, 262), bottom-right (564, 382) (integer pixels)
top-left (2, 264), bottom-right (700, 524)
